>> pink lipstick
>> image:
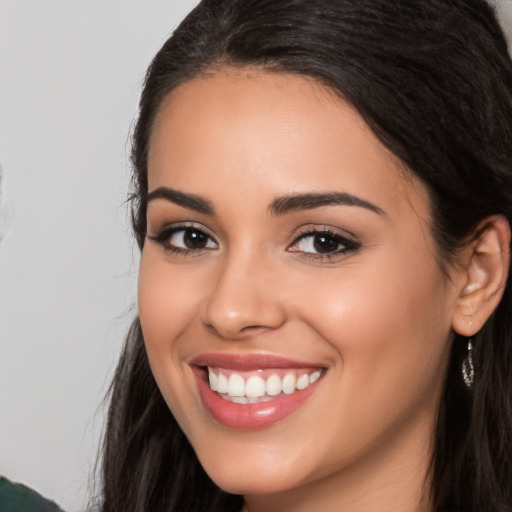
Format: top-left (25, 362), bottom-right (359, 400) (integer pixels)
top-left (191, 353), bottom-right (325, 430)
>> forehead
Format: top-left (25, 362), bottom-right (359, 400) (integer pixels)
top-left (147, 69), bottom-right (430, 221)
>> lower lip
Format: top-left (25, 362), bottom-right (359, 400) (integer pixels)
top-left (193, 368), bottom-right (322, 430)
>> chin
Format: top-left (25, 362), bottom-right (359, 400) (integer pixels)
top-left (210, 471), bottom-right (294, 496)
top-left (197, 448), bottom-right (307, 496)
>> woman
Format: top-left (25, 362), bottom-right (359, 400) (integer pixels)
top-left (97, 0), bottom-right (512, 511)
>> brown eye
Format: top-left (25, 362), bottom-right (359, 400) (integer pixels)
top-left (168, 228), bottom-right (217, 250)
top-left (293, 233), bottom-right (345, 254)
top-left (149, 224), bottom-right (219, 254)
top-left (311, 234), bottom-right (341, 254)
top-left (288, 229), bottom-right (361, 259)
top-left (182, 229), bottom-right (209, 249)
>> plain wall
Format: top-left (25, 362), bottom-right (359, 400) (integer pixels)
top-left (0, 2), bottom-right (198, 510)
top-left (0, 1), bottom-right (511, 511)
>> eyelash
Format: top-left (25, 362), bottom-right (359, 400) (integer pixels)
top-left (288, 227), bottom-right (361, 261)
top-left (147, 224), bottom-right (218, 257)
top-left (147, 224), bottom-right (361, 260)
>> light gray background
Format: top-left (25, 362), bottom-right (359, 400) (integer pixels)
top-left (0, 1), bottom-right (511, 511)
top-left (0, 2), bottom-right (198, 510)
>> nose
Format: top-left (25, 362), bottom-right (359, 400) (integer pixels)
top-left (201, 251), bottom-right (286, 340)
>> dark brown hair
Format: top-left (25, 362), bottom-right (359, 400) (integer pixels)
top-left (97, 1), bottom-right (512, 511)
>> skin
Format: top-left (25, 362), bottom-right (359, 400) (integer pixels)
top-left (139, 70), bottom-right (468, 512)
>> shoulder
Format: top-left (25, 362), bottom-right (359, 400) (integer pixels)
top-left (0, 476), bottom-right (64, 512)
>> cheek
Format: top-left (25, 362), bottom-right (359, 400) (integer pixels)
top-left (293, 250), bottom-right (452, 411)
top-left (138, 252), bottom-right (205, 345)
top-left (137, 252), bottom-right (202, 396)
top-left (279, 256), bottom-right (453, 473)
top-left (137, 251), bottom-right (216, 437)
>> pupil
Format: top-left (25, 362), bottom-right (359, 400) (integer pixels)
top-left (184, 229), bottom-right (207, 249)
top-left (313, 235), bottom-right (338, 254)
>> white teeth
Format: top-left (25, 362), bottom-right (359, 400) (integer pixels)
top-left (282, 373), bottom-right (297, 394)
top-left (217, 373), bottom-right (228, 394)
top-left (227, 374), bottom-right (245, 397)
top-left (296, 373), bottom-right (309, 390)
top-left (245, 376), bottom-right (266, 398)
top-left (208, 371), bottom-right (218, 392)
top-left (265, 374), bottom-right (282, 396)
top-left (207, 367), bottom-right (323, 399)
top-left (230, 396), bottom-right (249, 404)
top-left (309, 370), bottom-right (321, 384)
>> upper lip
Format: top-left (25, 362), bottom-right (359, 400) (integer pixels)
top-left (190, 353), bottom-right (325, 371)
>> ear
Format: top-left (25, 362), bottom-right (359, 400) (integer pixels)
top-left (452, 215), bottom-right (511, 337)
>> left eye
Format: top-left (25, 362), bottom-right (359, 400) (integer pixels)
top-left (289, 232), bottom-right (352, 255)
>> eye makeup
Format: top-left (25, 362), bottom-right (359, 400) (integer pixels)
top-left (147, 222), bottom-right (218, 256)
top-left (148, 220), bottom-right (361, 262)
top-left (287, 226), bottom-right (361, 261)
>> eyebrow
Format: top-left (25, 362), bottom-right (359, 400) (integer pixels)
top-left (269, 192), bottom-right (386, 216)
top-left (146, 187), bottom-right (385, 217)
top-left (147, 187), bottom-right (215, 215)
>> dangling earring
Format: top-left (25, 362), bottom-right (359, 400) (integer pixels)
top-left (462, 338), bottom-right (474, 388)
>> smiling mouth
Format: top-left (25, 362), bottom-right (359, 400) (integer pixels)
top-left (206, 367), bottom-right (324, 404)
top-left (191, 354), bottom-right (326, 429)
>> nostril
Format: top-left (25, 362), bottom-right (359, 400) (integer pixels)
top-left (240, 324), bottom-right (268, 333)
top-left (200, 264), bottom-right (287, 339)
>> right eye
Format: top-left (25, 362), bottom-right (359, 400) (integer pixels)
top-left (148, 225), bottom-right (218, 254)
top-left (168, 227), bottom-right (217, 250)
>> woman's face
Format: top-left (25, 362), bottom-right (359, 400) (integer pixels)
top-left (139, 71), bottom-right (460, 504)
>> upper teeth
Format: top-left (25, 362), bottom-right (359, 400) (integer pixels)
top-left (208, 367), bottom-right (322, 399)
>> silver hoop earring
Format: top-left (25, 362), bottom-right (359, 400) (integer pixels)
top-left (462, 339), bottom-right (474, 388)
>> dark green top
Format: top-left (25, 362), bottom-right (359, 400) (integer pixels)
top-left (0, 477), bottom-right (64, 512)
